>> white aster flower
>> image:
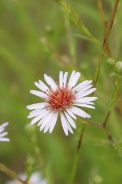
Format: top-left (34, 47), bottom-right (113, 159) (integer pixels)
top-left (27, 71), bottom-right (97, 136)
top-left (0, 122), bottom-right (10, 142)
top-left (5, 171), bottom-right (47, 184)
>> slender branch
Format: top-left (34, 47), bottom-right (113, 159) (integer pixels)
top-left (78, 118), bottom-right (115, 144)
top-left (93, 0), bottom-right (120, 88)
top-left (78, 118), bottom-right (103, 128)
top-left (55, 0), bottom-right (101, 45)
top-left (102, 125), bottom-right (115, 144)
top-left (0, 163), bottom-right (26, 184)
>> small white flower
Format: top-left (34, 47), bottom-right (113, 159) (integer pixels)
top-left (0, 122), bottom-right (10, 142)
top-left (5, 171), bottom-right (47, 184)
top-left (27, 71), bottom-right (97, 136)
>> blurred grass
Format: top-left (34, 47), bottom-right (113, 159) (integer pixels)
top-left (0, 0), bottom-right (122, 184)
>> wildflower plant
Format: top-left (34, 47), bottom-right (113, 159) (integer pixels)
top-left (0, 0), bottom-right (122, 184)
top-left (27, 71), bottom-right (97, 135)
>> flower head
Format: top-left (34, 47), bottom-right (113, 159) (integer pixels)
top-left (0, 122), bottom-right (10, 142)
top-left (27, 71), bottom-right (97, 136)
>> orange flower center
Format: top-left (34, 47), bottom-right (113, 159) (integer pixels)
top-left (45, 86), bottom-right (75, 111)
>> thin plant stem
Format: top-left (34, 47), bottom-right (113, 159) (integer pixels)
top-left (55, 0), bottom-right (101, 45)
top-left (93, 0), bottom-right (120, 88)
top-left (78, 118), bottom-right (115, 144)
top-left (0, 163), bottom-right (27, 184)
top-left (70, 124), bottom-right (86, 184)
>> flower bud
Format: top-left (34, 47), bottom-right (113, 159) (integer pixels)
top-left (115, 61), bottom-right (122, 75)
top-left (106, 58), bottom-right (115, 67)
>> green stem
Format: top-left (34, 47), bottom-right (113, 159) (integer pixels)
top-left (78, 118), bottom-right (115, 145)
top-left (93, 0), bottom-right (120, 88)
top-left (56, 0), bottom-right (101, 45)
top-left (70, 124), bottom-right (86, 184)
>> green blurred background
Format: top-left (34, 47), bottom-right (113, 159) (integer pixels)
top-left (0, 0), bottom-right (122, 184)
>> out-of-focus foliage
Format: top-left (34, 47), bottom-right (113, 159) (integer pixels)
top-left (0, 0), bottom-right (122, 184)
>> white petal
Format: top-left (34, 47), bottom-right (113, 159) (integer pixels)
top-left (30, 110), bottom-right (49, 125)
top-left (0, 138), bottom-right (10, 142)
top-left (63, 72), bottom-right (68, 87)
top-left (59, 71), bottom-right (63, 88)
top-left (44, 74), bottom-right (57, 91)
top-left (40, 112), bottom-right (54, 131)
top-left (43, 112), bottom-right (58, 133)
top-left (26, 102), bottom-right (48, 110)
top-left (60, 112), bottom-right (68, 136)
top-left (34, 81), bottom-right (49, 92)
top-left (39, 80), bottom-right (49, 91)
top-left (76, 85), bottom-right (93, 96)
top-left (69, 72), bottom-right (81, 88)
top-left (76, 88), bottom-right (96, 98)
top-left (30, 90), bottom-right (47, 98)
top-left (0, 132), bottom-right (8, 138)
top-left (69, 106), bottom-right (91, 118)
top-left (49, 112), bottom-right (58, 133)
top-left (38, 111), bottom-right (53, 126)
top-left (68, 71), bottom-right (75, 87)
top-left (43, 121), bottom-right (52, 133)
top-left (66, 123), bottom-right (73, 134)
top-left (73, 80), bottom-right (92, 92)
top-left (73, 103), bottom-right (95, 109)
top-left (74, 97), bottom-right (97, 103)
top-left (0, 122), bottom-right (9, 129)
top-left (74, 101), bottom-right (95, 105)
top-left (0, 128), bottom-right (4, 133)
top-left (61, 113), bottom-right (73, 134)
top-left (84, 102), bottom-right (95, 105)
top-left (64, 111), bottom-right (76, 128)
top-left (65, 108), bottom-right (76, 119)
top-left (28, 108), bottom-right (46, 118)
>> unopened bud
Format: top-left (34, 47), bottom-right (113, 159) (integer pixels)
top-left (106, 58), bottom-right (115, 67)
top-left (115, 61), bottom-right (122, 75)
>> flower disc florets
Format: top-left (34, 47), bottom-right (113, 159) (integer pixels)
top-left (45, 85), bottom-right (76, 111)
top-left (27, 71), bottom-right (97, 136)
